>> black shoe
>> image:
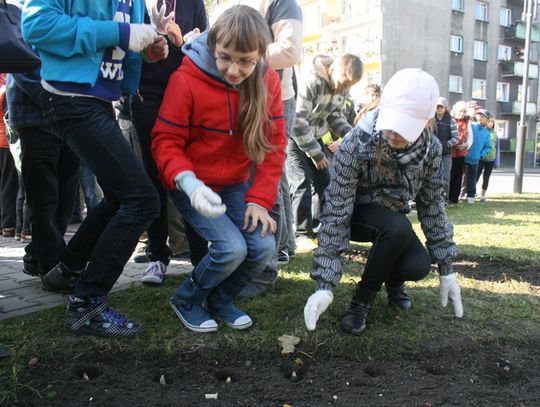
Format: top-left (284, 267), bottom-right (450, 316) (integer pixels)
top-left (385, 283), bottom-right (412, 311)
top-left (339, 286), bottom-right (376, 335)
top-left (22, 262), bottom-right (43, 277)
top-left (134, 253), bottom-right (149, 263)
top-left (41, 262), bottom-right (83, 294)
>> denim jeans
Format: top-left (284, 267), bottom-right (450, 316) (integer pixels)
top-left (19, 125), bottom-right (80, 273)
top-left (130, 94), bottom-right (172, 264)
top-left (15, 174), bottom-right (31, 234)
top-left (79, 162), bottom-right (102, 211)
top-left (279, 97), bottom-right (296, 254)
top-left (42, 93), bottom-right (159, 297)
top-left (350, 204), bottom-right (431, 292)
top-left (169, 182), bottom-right (275, 309)
top-left (286, 137), bottom-right (330, 235)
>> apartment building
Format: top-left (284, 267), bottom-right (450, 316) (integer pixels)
top-left (298, 0), bottom-right (539, 167)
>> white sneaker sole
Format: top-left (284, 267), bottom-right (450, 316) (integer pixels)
top-left (169, 300), bottom-right (218, 333)
top-left (141, 275), bottom-right (164, 285)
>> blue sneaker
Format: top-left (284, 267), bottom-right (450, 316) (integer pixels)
top-left (65, 295), bottom-right (144, 338)
top-left (210, 303), bottom-right (252, 330)
top-left (169, 296), bottom-right (218, 333)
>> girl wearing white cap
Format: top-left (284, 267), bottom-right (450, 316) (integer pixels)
top-left (303, 68), bottom-right (464, 335)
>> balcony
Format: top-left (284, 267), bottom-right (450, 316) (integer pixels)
top-left (499, 101), bottom-right (537, 116)
top-left (503, 21), bottom-right (540, 42)
top-left (500, 61), bottom-right (539, 78)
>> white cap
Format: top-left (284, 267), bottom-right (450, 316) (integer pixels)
top-left (375, 68), bottom-right (439, 143)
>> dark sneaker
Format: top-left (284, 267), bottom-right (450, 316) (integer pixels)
top-left (339, 286), bottom-right (376, 336)
top-left (277, 249), bottom-right (289, 266)
top-left (65, 296), bottom-right (144, 338)
top-left (385, 283), bottom-right (412, 311)
top-left (22, 261), bottom-right (43, 277)
top-left (42, 262), bottom-right (83, 294)
top-left (209, 303), bottom-right (252, 330)
top-left (133, 244), bottom-right (149, 263)
top-left (169, 296), bottom-right (218, 333)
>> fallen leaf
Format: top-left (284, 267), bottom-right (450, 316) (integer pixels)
top-left (278, 335), bottom-right (300, 355)
top-left (28, 357), bottom-right (38, 367)
top-left (205, 393), bottom-right (218, 400)
top-left (159, 374), bottom-right (166, 385)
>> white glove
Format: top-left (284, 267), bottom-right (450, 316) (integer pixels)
top-left (148, 2), bottom-right (174, 35)
top-left (304, 290), bottom-right (334, 331)
top-left (128, 24), bottom-right (158, 53)
top-left (439, 274), bottom-right (464, 317)
top-left (190, 185), bottom-right (227, 219)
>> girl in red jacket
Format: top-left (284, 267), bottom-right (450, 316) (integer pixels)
top-left (152, 5), bottom-right (286, 333)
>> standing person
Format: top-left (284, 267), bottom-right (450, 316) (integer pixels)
top-left (289, 53), bottom-right (363, 238)
top-left (208, 0), bottom-right (303, 296)
top-left (433, 97), bottom-right (459, 202)
top-left (130, 0), bottom-right (207, 285)
top-left (152, 5), bottom-right (286, 332)
top-left (0, 75), bottom-right (19, 239)
top-left (464, 110), bottom-right (492, 203)
top-left (22, 0), bottom-right (166, 336)
top-left (475, 113), bottom-right (498, 202)
top-left (6, 68), bottom-right (81, 282)
top-left (303, 69), bottom-right (463, 335)
top-left (448, 101), bottom-right (473, 204)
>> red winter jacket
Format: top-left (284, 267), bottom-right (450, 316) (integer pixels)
top-left (151, 57), bottom-right (286, 211)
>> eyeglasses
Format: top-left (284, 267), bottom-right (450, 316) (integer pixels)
top-left (214, 54), bottom-right (259, 70)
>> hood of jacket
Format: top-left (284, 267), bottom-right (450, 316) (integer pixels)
top-left (311, 54), bottom-right (333, 86)
top-left (181, 32), bottom-right (224, 84)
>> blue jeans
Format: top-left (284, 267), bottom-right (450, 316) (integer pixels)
top-left (42, 93), bottom-right (160, 297)
top-left (169, 183), bottom-right (275, 309)
top-left (465, 162), bottom-right (479, 198)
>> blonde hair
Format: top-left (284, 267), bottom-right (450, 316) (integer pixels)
top-left (208, 5), bottom-right (273, 163)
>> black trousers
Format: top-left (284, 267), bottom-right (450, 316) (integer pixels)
top-left (0, 149), bottom-right (18, 229)
top-left (350, 205), bottom-right (431, 293)
top-left (19, 125), bottom-right (80, 273)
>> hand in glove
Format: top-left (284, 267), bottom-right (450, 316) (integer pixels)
top-left (190, 185), bottom-right (227, 218)
top-left (439, 274), bottom-right (464, 317)
top-left (175, 171), bottom-right (226, 219)
top-left (147, 1), bottom-right (174, 34)
top-left (304, 290), bottom-right (334, 331)
top-left (129, 24), bottom-right (158, 52)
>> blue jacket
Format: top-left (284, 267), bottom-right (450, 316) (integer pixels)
top-left (465, 123), bottom-right (492, 165)
top-left (21, 0), bottom-right (144, 95)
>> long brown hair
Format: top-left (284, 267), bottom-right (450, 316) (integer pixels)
top-left (207, 5), bottom-right (274, 163)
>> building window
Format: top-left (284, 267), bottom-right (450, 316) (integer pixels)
top-left (450, 35), bottom-right (463, 53)
top-left (452, 0), bottom-right (464, 12)
top-left (474, 40), bottom-right (488, 61)
top-left (518, 85), bottom-right (532, 102)
top-left (500, 7), bottom-right (512, 26)
top-left (498, 45), bottom-right (512, 61)
top-left (475, 1), bottom-right (489, 21)
top-left (495, 120), bottom-right (509, 139)
top-left (449, 75), bottom-right (463, 93)
top-left (472, 78), bottom-right (487, 99)
top-left (496, 82), bottom-right (510, 102)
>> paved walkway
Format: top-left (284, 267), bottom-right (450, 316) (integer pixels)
top-left (0, 169), bottom-right (538, 321)
top-left (0, 224), bottom-right (192, 321)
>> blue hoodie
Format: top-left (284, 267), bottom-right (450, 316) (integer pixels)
top-left (465, 123), bottom-right (492, 165)
top-left (22, 0), bottom-right (144, 95)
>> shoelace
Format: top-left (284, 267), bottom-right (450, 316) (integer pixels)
top-left (101, 306), bottom-right (130, 325)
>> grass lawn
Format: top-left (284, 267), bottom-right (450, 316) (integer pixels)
top-left (1, 193), bottom-right (539, 405)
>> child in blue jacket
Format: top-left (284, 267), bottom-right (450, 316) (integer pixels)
top-left (464, 109), bottom-right (492, 203)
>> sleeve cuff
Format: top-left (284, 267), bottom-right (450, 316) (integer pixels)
top-left (438, 262), bottom-right (454, 276)
top-left (118, 23), bottom-right (131, 52)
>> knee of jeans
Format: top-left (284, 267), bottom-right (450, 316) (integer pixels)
top-left (213, 237), bottom-right (247, 269)
top-left (247, 234), bottom-right (276, 264)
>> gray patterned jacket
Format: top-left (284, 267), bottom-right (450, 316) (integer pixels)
top-left (312, 110), bottom-right (457, 290)
top-left (292, 56), bottom-right (353, 163)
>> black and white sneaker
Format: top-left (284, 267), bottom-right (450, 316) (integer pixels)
top-left (65, 295), bottom-right (144, 338)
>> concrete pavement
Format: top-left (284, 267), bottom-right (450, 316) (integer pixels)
top-left (0, 225), bottom-right (192, 321)
top-left (0, 169), bottom-right (538, 321)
